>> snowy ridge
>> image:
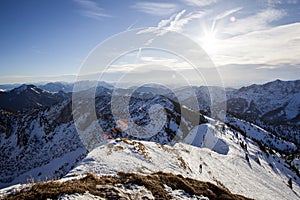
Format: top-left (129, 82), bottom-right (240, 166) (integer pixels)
top-left (0, 84), bottom-right (70, 111)
top-left (228, 80), bottom-right (300, 118)
top-left (172, 79), bottom-right (300, 145)
top-left (12, 84), bottom-right (28, 94)
top-left (1, 114), bottom-right (299, 199)
top-left (65, 129), bottom-right (299, 200)
top-left (225, 116), bottom-right (297, 153)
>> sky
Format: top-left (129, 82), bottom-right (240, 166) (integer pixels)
top-left (0, 0), bottom-right (300, 87)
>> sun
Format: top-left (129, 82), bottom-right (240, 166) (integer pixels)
top-left (202, 31), bottom-right (217, 53)
top-left (199, 21), bottom-right (219, 54)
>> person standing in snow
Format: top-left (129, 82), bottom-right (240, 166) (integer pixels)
top-left (199, 163), bottom-right (203, 173)
top-left (288, 178), bottom-right (293, 189)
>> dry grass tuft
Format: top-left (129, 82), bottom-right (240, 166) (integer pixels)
top-left (177, 156), bottom-right (187, 169)
top-left (113, 145), bottom-right (124, 151)
top-left (3, 171), bottom-right (253, 200)
top-left (121, 138), bottom-right (151, 161)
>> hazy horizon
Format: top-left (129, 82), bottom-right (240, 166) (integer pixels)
top-left (1, 0), bottom-right (300, 87)
top-left (0, 77), bottom-right (299, 90)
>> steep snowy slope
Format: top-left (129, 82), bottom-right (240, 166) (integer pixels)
top-left (63, 119), bottom-right (300, 200)
top-left (64, 130), bottom-right (299, 199)
top-left (0, 101), bottom-right (86, 189)
top-left (2, 121), bottom-right (299, 199)
top-left (225, 116), bottom-right (297, 153)
top-left (171, 79), bottom-right (300, 145)
top-left (226, 80), bottom-right (300, 145)
top-left (0, 88), bottom-right (208, 189)
top-left (227, 79), bottom-right (300, 121)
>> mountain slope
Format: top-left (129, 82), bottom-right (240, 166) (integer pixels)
top-left (0, 84), bottom-right (70, 112)
top-left (0, 89), bottom-right (207, 188)
top-left (0, 80), bottom-right (299, 199)
top-left (171, 79), bottom-right (300, 145)
top-left (226, 79), bottom-right (300, 145)
top-left (0, 100), bottom-right (86, 188)
top-left (227, 79), bottom-right (300, 121)
top-left (3, 127), bottom-right (298, 199)
top-left (64, 131), bottom-right (299, 200)
top-left (39, 82), bottom-right (74, 93)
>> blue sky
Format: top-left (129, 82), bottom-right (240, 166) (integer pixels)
top-left (0, 0), bottom-right (300, 86)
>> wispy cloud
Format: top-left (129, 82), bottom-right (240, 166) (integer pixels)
top-left (214, 7), bottom-right (242, 21)
top-left (212, 22), bottom-right (300, 67)
top-left (222, 8), bottom-right (286, 36)
top-left (140, 9), bottom-right (205, 34)
top-left (74, 0), bottom-right (111, 20)
top-left (136, 9), bottom-right (206, 47)
top-left (132, 2), bottom-right (178, 16)
top-left (126, 20), bottom-right (139, 30)
top-left (183, 0), bottom-right (217, 7)
top-left (266, 0), bottom-right (298, 6)
top-left (137, 5), bottom-right (300, 85)
top-left (167, 10), bottom-right (205, 32)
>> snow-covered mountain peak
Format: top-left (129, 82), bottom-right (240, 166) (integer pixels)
top-left (12, 84), bottom-right (28, 93)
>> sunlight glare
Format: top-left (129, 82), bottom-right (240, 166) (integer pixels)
top-left (202, 31), bottom-right (217, 53)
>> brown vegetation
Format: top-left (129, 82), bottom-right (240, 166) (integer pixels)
top-left (177, 156), bottom-right (187, 169)
top-left (3, 171), bottom-right (253, 200)
top-left (120, 138), bottom-right (151, 161)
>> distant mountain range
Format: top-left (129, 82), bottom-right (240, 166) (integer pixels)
top-left (0, 84), bottom-right (70, 112)
top-left (0, 81), bottom-right (115, 93)
top-left (227, 79), bottom-right (300, 124)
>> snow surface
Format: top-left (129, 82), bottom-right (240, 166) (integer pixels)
top-left (59, 192), bottom-right (104, 200)
top-left (0, 103), bottom-right (86, 189)
top-left (1, 117), bottom-right (299, 199)
top-left (13, 84), bottom-right (27, 94)
top-left (30, 87), bottom-right (41, 94)
top-left (285, 92), bottom-right (300, 121)
top-left (58, 185), bottom-right (209, 200)
top-left (1, 148), bottom-right (85, 188)
top-left (227, 80), bottom-right (300, 120)
top-left (184, 124), bottom-right (229, 155)
top-left (226, 116), bottom-right (297, 152)
top-left (64, 133), bottom-right (300, 200)
top-left (1, 122), bottom-right (299, 199)
top-left (292, 159), bottom-right (300, 172)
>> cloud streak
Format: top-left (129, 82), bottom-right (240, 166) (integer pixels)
top-left (221, 8), bottom-right (286, 36)
top-left (266, 0), bottom-right (298, 6)
top-left (138, 5), bottom-right (300, 86)
top-left (214, 7), bottom-right (242, 21)
top-left (183, 0), bottom-right (217, 7)
top-left (152, 9), bottom-right (205, 32)
top-left (74, 0), bottom-right (111, 20)
top-left (132, 2), bottom-right (178, 16)
top-left (136, 9), bottom-right (205, 39)
top-left (212, 22), bottom-right (300, 67)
